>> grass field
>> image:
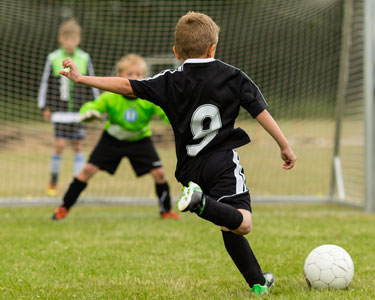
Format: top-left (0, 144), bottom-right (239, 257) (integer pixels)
top-left (0, 203), bottom-right (374, 300)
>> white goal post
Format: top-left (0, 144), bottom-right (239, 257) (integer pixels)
top-left (331, 0), bottom-right (375, 212)
top-left (363, 0), bottom-right (375, 213)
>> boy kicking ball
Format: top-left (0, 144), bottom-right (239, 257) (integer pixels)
top-left (59, 12), bottom-right (296, 295)
top-left (52, 54), bottom-right (178, 220)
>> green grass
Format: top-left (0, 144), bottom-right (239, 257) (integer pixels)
top-left (0, 204), bottom-right (374, 299)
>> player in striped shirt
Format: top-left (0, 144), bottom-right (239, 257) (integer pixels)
top-left (38, 19), bottom-right (99, 196)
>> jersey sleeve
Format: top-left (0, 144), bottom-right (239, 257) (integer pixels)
top-left (153, 104), bottom-right (170, 125)
top-left (129, 70), bottom-right (171, 107)
top-left (37, 58), bottom-right (52, 109)
top-left (239, 72), bottom-right (268, 118)
top-left (86, 56), bottom-right (100, 98)
top-left (79, 92), bottom-right (109, 115)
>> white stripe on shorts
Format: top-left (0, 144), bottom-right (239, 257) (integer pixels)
top-left (232, 150), bottom-right (248, 194)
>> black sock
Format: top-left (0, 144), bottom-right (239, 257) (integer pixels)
top-left (195, 195), bottom-right (243, 230)
top-left (222, 230), bottom-right (265, 287)
top-left (155, 182), bottom-right (171, 213)
top-left (51, 173), bottom-right (58, 185)
top-left (62, 177), bottom-right (87, 210)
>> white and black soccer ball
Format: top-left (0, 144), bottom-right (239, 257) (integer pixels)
top-left (303, 244), bottom-right (354, 289)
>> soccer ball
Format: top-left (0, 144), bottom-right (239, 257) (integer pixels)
top-left (303, 244), bottom-right (354, 289)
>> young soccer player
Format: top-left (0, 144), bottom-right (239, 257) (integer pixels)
top-left (52, 54), bottom-right (179, 221)
top-left (59, 12), bottom-right (296, 295)
top-left (38, 19), bottom-right (99, 196)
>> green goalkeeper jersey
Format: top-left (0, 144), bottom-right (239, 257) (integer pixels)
top-left (80, 92), bottom-right (169, 142)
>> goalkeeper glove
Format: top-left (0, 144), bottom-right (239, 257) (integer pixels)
top-left (80, 110), bottom-right (102, 123)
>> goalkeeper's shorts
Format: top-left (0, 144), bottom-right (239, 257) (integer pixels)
top-left (88, 131), bottom-right (162, 176)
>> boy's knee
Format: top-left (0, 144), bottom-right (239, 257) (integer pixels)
top-left (55, 139), bottom-right (66, 154)
top-left (236, 222), bottom-right (252, 235)
top-left (234, 209), bottom-right (253, 235)
top-left (71, 140), bottom-right (82, 152)
top-left (77, 164), bottom-right (98, 181)
top-left (150, 168), bottom-right (166, 183)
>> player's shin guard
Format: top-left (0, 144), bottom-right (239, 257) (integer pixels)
top-left (198, 195), bottom-right (243, 230)
top-left (62, 177), bottom-right (87, 209)
top-left (155, 182), bottom-right (171, 213)
top-left (221, 230), bottom-right (266, 288)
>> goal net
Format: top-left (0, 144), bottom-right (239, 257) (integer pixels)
top-left (0, 0), bottom-right (369, 208)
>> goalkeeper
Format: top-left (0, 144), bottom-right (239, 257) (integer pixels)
top-left (52, 54), bottom-right (179, 220)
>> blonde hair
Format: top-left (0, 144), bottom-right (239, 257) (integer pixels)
top-left (58, 19), bottom-right (81, 38)
top-left (116, 54), bottom-right (147, 75)
top-left (174, 11), bottom-right (220, 60)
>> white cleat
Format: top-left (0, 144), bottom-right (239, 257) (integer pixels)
top-left (177, 181), bottom-right (203, 212)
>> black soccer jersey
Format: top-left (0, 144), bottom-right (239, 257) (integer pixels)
top-left (129, 58), bottom-right (267, 182)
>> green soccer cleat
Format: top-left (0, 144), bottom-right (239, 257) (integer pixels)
top-left (251, 272), bottom-right (275, 295)
top-left (177, 181), bottom-right (204, 213)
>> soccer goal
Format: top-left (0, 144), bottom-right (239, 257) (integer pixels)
top-left (0, 0), bottom-right (373, 212)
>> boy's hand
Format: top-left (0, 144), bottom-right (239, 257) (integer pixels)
top-left (59, 58), bottom-right (82, 83)
top-left (281, 147), bottom-right (296, 170)
top-left (43, 109), bottom-right (51, 122)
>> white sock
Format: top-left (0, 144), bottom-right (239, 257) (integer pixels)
top-left (50, 153), bottom-right (61, 175)
top-left (73, 152), bottom-right (85, 176)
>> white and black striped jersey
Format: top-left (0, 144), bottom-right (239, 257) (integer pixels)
top-left (38, 47), bottom-right (99, 123)
top-left (129, 58), bottom-right (267, 182)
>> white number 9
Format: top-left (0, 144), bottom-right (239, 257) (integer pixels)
top-left (186, 104), bottom-right (222, 157)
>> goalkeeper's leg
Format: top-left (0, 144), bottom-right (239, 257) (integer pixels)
top-left (150, 168), bottom-right (179, 219)
top-left (52, 163), bottom-right (98, 220)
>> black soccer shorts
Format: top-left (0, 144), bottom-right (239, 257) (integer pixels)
top-left (53, 122), bottom-right (86, 140)
top-left (182, 149), bottom-right (252, 212)
top-left (88, 131), bottom-right (162, 176)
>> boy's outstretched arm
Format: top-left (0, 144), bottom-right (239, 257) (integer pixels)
top-left (255, 109), bottom-right (296, 170)
top-left (59, 58), bottom-right (136, 98)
